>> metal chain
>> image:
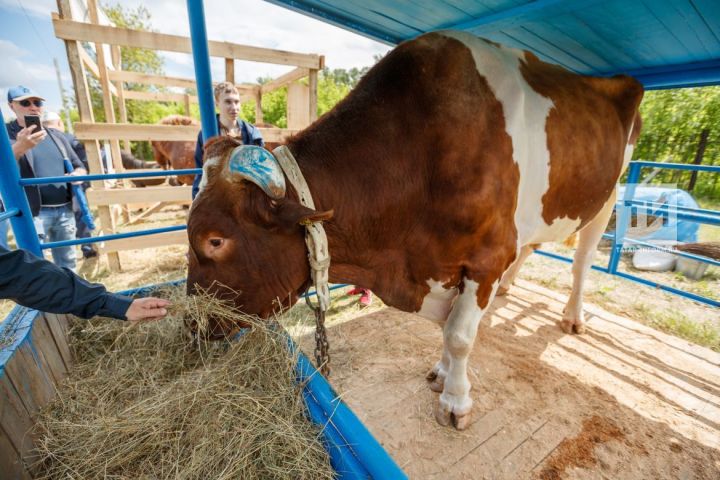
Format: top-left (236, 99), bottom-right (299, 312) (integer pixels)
top-left (306, 294), bottom-right (330, 376)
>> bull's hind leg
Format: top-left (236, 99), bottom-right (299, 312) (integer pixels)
top-left (417, 282), bottom-right (458, 393)
top-left (561, 192), bottom-right (616, 334)
top-left (436, 277), bottom-right (500, 430)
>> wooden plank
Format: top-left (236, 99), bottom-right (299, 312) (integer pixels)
top-left (255, 88), bottom-right (264, 124)
top-left (4, 342), bottom-right (55, 417)
top-left (261, 67), bottom-right (308, 94)
top-left (123, 90), bottom-right (199, 104)
top-left (74, 123), bottom-right (298, 143)
top-left (0, 427), bottom-right (31, 480)
top-left (78, 47), bottom-right (118, 96)
top-left (308, 69), bottom-right (318, 123)
top-left (42, 314), bottom-right (72, 371)
top-left (287, 82), bottom-right (310, 129)
top-left (98, 230), bottom-right (188, 254)
top-left (225, 58), bottom-right (235, 83)
top-left (0, 375), bottom-right (35, 467)
top-left (57, 1), bottom-right (94, 122)
top-left (111, 45), bottom-right (131, 151)
top-left (109, 70), bottom-right (198, 89)
top-left (30, 317), bottom-right (68, 386)
top-left (86, 186), bottom-right (192, 205)
top-left (52, 16), bottom-right (322, 68)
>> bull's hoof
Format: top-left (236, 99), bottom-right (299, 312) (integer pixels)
top-left (435, 393), bottom-right (473, 430)
top-left (426, 365), bottom-right (446, 393)
top-left (559, 318), bottom-right (586, 335)
top-left (435, 404), bottom-right (472, 430)
top-left (496, 285), bottom-right (510, 296)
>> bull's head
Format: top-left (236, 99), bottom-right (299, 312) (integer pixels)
top-left (186, 137), bottom-right (332, 337)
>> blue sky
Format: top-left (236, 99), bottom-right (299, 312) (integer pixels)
top-left (0, 0), bottom-right (391, 121)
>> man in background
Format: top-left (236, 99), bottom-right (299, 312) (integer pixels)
top-left (42, 111), bottom-right (97, 259)
top-left (6, 85), bottom-right (87, 271)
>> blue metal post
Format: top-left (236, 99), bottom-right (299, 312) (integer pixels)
top-left (186, 0), bottom-right (219, 142)
top-left (608, 162), bottom-right (642, 274)
top-left (0, 109), bottom-right (41, 255)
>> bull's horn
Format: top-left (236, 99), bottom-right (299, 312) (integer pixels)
top-left (227, 145), bottom-right (286, 199)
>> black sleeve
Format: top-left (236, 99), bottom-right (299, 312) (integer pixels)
top-left (0, 247), bottom-right (132, 319)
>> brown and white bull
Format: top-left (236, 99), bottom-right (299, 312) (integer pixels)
top-left (187, 31), bottom-right (643, 430)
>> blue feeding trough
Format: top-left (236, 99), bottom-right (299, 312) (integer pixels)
top-left (0, 281), bottom-right (407, 479)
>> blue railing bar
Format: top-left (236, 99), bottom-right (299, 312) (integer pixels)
top-left (621, 203), bottom-right (720, 226)
top-left (187, 0), bottom-right (219, 142)
top-left (609, 163), bottom-right (642, 273)
top-left (602, 233), bottom-right (613, 240)
top-left (19, 168), bottom-right (202, 185)
top-left (303, 284), bottom-right (350, 298)
top-left (41, 225), bottom-right (187, 250)
top-left (0, 208), bottom-right (20, 223)
top-left (623, 200), bottom-right (720, 218)
top-left (534, 249), bottom-right (610, 273)
top-left (629, 160), bottom-right (720, 173)
top-left (613, 271), bottom-right (719, 308)
top-left (622, 238), bottom-right (720, 267)
top-left (0, 109), bottom-right (41, 255)
top-left (294, 350), bottom-right (408, 479)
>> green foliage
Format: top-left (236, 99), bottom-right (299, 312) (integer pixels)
top-left (633, 86), bottom-right (720, 197)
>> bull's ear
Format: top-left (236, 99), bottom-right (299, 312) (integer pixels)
top-left (276, 201), bottom-right (333, 229)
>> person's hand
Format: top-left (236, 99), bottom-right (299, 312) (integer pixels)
top-left (125, 297), bottom-right (171, 322)
top-left (13, 126), bottom-right (46, 158)
top-left (66, 167), bottom-right (88, 185)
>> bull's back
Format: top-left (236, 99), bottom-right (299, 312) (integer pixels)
top-left (434, 31), bottom-right (643, 245)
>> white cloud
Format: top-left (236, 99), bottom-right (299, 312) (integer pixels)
top-left (0, 0), bottom-right (56, 18)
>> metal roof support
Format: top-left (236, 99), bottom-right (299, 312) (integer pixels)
top-left (446, 0), bottom-right (605, 35)
top-left (0, 109), bottom-right (42, 255)
top-left (621, 59), bottom-right (720, 90)
top-left (186, 0), bottom-right (218, 141)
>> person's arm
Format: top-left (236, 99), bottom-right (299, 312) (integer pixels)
top-left (0, 247), bottom-right (168, 321)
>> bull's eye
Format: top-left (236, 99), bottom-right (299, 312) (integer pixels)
top-left (209, 238), bottom-right (223, 248)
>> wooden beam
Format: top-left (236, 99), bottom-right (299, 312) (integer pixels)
top-left (98, 230), bottom-right (188, 254)
top-left (261, 67), bottom-right (308, 94)
top-left (74, 123), bottom-right (298, 143)
top-left (124, 90), bottom-right (199, 104)
top-left (225, 58), bottom-right (235, 83)
top-left (287, 82), bottom-right (310, 129)
top-left (111, 45), bottom-right (130, 151)
top-left (52, 16), bottom-right (322, 68)
top-left (108, 70), bottom-right (197, 89)
top-left (55, 2), bottom-right (93, 122)
top-left (255, 87), bottom-right (263, 124)
top-left (308, 69), bottom-right (318, 123)
top-left (86, 186), bottom-right (192, 205)
top-left (78, 47), bottom-right (118, 96)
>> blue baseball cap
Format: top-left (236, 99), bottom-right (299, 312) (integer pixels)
top-left (7, 85), bottom-right (45, 103)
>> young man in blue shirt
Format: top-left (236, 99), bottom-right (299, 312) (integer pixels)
top-left (192, 82), bottom-right (264, 199)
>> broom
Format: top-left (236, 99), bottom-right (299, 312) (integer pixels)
top-left (674, 242), bottom-right (720, 261)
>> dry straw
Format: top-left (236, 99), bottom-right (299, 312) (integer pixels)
top-left (33, 285), bottom-right (334, 480)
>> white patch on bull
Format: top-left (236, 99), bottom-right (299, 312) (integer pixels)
top-left (439, 31), bottom-right (557, 248)
top-left (621, 119), bottom-right (637, 174)
top-left (437, 278), bottom-right (499, 427)
top-left (416, 279), bottom-right (458, 325)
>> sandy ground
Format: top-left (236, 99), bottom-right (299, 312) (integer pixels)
top-left (297, 279), bottom-right (720, 479)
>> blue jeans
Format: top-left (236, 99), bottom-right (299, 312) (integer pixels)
top-left (37, 204), bottom-right (77, 271)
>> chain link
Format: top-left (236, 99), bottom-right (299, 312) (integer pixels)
top-left (306, 294), bottom-right (330, 376)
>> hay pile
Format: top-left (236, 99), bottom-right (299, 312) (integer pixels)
top-left (33, 287), bottom-right (334, 480)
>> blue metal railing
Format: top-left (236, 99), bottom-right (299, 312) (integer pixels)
top-left (536, 160), bottom-right (719, 308)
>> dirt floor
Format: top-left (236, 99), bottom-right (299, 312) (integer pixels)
top-left (295, 279), bottom-right (720, 480)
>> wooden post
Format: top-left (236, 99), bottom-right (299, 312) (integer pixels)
top-left (287, 82), bottom-right (310, 129)
top-left (111, 45), bottom-right (131, 152)
top-left (225, 58), bottom-right (234, 84)
top-left (254, 86), bottom-right (263, 124)
top-left (687, 128), bottom-right (709, 192)
top-left (87, 0), bottom-right (124, 270)
top-left (308, 69), bottom-right (318, 123)
top-left (184, 94), bottom-right (192, 116)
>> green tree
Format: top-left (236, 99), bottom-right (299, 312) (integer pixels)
top-left (633, 86), bottom-right (720, 197)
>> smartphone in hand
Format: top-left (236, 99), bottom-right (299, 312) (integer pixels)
top-left (24, 115), bottom-right (42, 133)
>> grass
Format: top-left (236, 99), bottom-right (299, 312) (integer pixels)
top-left (634, 302), bottom-right (719, 351)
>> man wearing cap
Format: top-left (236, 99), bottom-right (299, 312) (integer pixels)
top-left (6, 85), bottom-right (87, 271)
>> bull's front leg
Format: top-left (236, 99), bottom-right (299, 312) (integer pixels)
top-left (436, 278), bottom-right (498, 430)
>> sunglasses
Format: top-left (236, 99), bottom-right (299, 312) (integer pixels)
top-left (17, 99), bottom-right (44, 107)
